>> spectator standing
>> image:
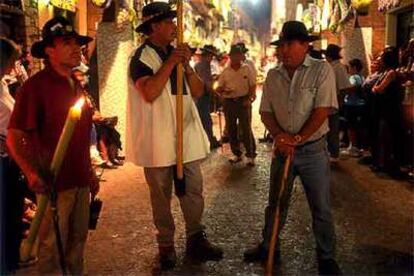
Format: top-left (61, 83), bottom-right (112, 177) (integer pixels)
top-left (0, 37), bottom-right (24, 275)
top-left (216, 45), bottom-right (257, 165)
top-left (244, 21), bottom-right (341, 275)
top-left (126, 2), bottom-right (223, 270)
top-left (6, 17), bottom-right (99, 274)
top-left (324, 44), bottom-right (352, 162)
top-left (194, 45), bottom-right (221, 149)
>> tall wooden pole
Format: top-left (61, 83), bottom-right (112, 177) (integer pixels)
top-left (176, 0), bottom-right (184, 179)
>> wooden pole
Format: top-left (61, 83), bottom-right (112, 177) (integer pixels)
top-left (176, 0), bottom-right (184, 179)
top-left (265, 153), bottom-right (292, 276)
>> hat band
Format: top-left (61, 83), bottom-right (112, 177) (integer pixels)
top-left (142, 11), bottom-right (171, 24)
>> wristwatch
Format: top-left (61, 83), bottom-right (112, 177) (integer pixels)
top-left (293, 134), bottom-right (303, 144)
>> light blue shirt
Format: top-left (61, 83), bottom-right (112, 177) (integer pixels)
top-left (260, 55), bottom-right (338, 142)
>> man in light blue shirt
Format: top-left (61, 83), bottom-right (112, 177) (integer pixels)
top-left (243, 21), bottom-right (341, 275)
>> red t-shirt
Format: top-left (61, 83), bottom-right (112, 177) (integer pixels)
top-left (8, 67), bottom-right (93, 191)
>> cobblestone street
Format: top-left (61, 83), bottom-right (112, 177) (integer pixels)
top-left (19, 99), bottom-right (413, 275)
top-left (83, 98), bottom-right (413, 275)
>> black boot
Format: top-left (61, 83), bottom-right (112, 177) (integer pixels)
top-left (186, 231), bottom-right (223, 261)
top-left (158, 246), bottom-right (176, 270)
top-left (318, 258), bottom-right (342, 275)
top-left (243, 242), bottom-right (281, 264)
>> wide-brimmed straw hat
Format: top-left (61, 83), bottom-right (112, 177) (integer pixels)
top-left (270, 21), bottom-right (319, 46)
top-left (31, 16), bottom-right (92, 59)
top-left (135, 2), bottom-right (177, 34)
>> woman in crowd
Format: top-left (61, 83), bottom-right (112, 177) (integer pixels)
top-left (371, 47), bottom-right (404, 176)
top-left (0, 37), bottom-right (25, 274)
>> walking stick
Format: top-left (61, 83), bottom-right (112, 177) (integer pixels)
top-left (265, 152), bottom-right (292, 276)
top-left (174, 0), bottom-right (185, 196)
top-left (217, 107), bottom-right (224, 153)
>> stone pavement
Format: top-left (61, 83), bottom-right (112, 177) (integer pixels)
top-left (18, 97), bottom-right (413, 275)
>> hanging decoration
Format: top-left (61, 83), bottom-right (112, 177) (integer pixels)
top-left (91, 0), bottom-right (112, 9)
top-left (351, 0), bottom-right (373, 15)
top-left (378, 0), bottom-right (401, 12)
top-left (50, 0), bottom-right (77, 12)
top-left (328, 0), bottom-right (355, 34)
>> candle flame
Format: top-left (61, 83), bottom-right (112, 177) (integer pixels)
top-left (70, 97), bottom-right (85, 119)
top-left (74, 97), bottom-right (85, 111)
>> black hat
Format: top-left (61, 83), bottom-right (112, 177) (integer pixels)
top-left (229, 45), bottom-right (244, 55)
top-left (31, 16), bottom-right (93, 59)
top-left (323, 44), bottom-right (342, 60)
top-left (270, 21), bottom-right (319, 46)
top-left (236, 42), bottom-right (249, 53)
top-left (200, 45), bottom-right (217, 55)
top-left (135, 2), bottom-right (177, 34)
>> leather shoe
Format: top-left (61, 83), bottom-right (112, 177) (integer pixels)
top-left (243, 243), bottom-right (281, 264)
top-left (186, 231), bottom-right (223, 261)
top-left (158, 246), bottom-right (176, 270)
top-left (318, 258), bottom-right (342, 275)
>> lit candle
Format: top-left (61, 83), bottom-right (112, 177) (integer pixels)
top-left (20, 97), bottom-right (85, 263)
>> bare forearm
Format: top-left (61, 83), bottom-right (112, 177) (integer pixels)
top-left (260, 112), bottom-right (283, 137)
top-left (6, 129), bottom-right (42, 180)
top-left (297, 107), bottom-right (330, 142)
top-left (136, 61), bottom-right (175, 102)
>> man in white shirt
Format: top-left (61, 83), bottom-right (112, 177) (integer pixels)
top-left (323, 44), bottom-right (352, 161)
top-left (216, 45), bottom-right (257, 165)
top-left (126, 2), bottom-right (223, 270)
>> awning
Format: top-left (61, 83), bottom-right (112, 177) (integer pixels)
top-left (50, 0), bottom-right (77, 12)
top-left (378, 0), bottom-right (401, 12)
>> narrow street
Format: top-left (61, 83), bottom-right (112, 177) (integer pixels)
top-left (34, 98), bottom-right (414, 275)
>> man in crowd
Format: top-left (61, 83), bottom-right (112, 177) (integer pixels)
top-left (323, 44), bottom-right (352, 162)
top-left (6, 16), bottom-right (99, 274)
top-left (244, 21), bottom-right (341, 275)
top-left (126, 1), bottom-right (223, 270)
top-left (0, 37), bottom-right (24, 275)
top-left (216, 45), bottom-right (257, 166)
top-left (194, 45), bottom-right (221, 149)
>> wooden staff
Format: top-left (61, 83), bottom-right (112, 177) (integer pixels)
top-left (176, 0), bottom-right (184, 180)
top-left (265, 153), bottom-right (292, 276)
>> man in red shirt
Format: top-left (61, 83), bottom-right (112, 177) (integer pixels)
top-left (7, 16), bottom-right (99, 274)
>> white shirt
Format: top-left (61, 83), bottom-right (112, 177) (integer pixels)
top-left (260, 55), bottom-right (338, 142)
top-left (218, 64), bottom-right (256, 98)
top-left (126, 43), bottom-right (209, 168)
top-left (0, 79), bottom-right (15, 136)
top-left (329, 60), bottom-right (352, 92)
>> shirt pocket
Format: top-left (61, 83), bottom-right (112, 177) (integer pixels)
top-left (297, 87), bottom-right (317, 116)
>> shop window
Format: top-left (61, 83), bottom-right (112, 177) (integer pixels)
top-left (396, 9), bottom-right (414, 48)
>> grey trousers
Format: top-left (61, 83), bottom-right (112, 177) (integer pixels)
top-left (144, 160), bottom-right (205, 247)
top-left (262, 138), bottom-right (336, 260)
top-left (37, 186), bottom-right (90, 275)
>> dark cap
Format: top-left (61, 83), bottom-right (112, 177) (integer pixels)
top-left (200, 44), bottom-right (217, 55)
top-left (323, 44), bottom-right (342, 60)
top-left (236, 42), bottom-right (249, 53)
top-left (270, 21), bottom-right (319, 46)
top-left (31, 16), bottom-right (92, 59)
top-left (135, 2), bottom-right (177, 34)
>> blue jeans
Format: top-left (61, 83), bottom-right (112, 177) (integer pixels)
top-left (262, 138), bottom-right (336, 260)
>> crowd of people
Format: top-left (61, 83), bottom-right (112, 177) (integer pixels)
top-left (0, 1), bottom-right (412, 275)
